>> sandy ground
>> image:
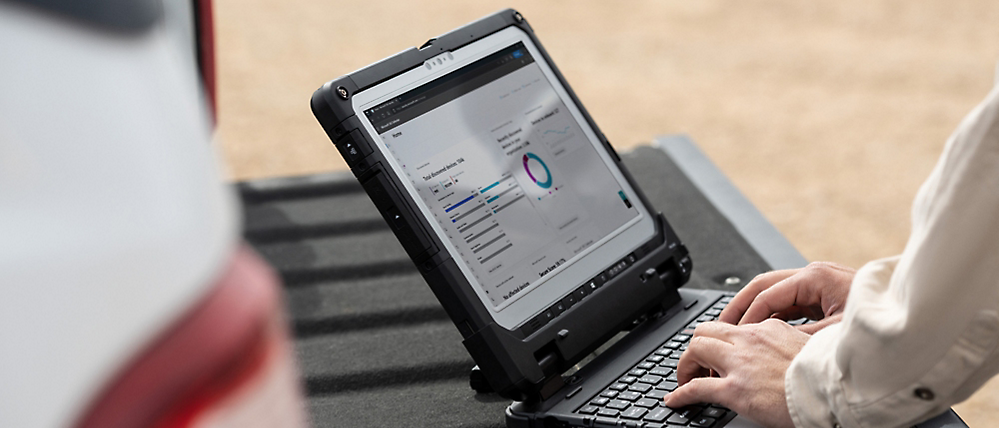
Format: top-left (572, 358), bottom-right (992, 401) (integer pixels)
top-left (214, 1), bottom-right (999, 424)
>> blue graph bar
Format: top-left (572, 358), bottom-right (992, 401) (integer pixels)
top-left (445, 194), bottom-right (476, 213)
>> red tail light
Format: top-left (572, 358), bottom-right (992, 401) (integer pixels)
top-left (75, 246), bottom-right (308, 428)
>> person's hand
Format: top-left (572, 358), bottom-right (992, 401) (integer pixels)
top-left (719, 262), bottom-right (855, 334)
top-left (663, 320), bottom-right (809, 428)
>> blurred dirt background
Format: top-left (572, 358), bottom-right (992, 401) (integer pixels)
top-left (213, 1), bottom-right (999, 424)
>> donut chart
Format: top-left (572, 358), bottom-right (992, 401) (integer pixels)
top-left (522, 152), bottom-right (552, 189)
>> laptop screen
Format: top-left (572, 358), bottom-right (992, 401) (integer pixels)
top-left (354, 29), bottom-right (655, 330)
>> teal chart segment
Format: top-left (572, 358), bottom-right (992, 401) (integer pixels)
top-left (522, 152), bottom-right (552, 189)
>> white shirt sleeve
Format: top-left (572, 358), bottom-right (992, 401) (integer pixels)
top-left (785, 85), bottom-right (999, 428)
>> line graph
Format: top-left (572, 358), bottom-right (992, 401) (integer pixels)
top-left (541, 126), bottom-right (571, 136)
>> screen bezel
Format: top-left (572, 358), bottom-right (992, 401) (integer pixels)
top-left (349, 26), bottom-right (657, 330)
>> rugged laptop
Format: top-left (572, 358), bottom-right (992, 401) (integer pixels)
top-left (310, 9), bottom-right (963, 428)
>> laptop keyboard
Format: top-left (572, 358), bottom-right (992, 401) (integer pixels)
top-left (575, 295), bottom-right (735, 428)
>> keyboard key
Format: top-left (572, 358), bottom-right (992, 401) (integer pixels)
top-left (697, 315), bottom-right (714, 322)
top-left (600, 389), bottom-right (619, 398)
top-left (704, 308), bottom-right (721, 317)
top-left (628, 382), bottom-right (653, 393)
top-left (638, 361), bottom-right (656, 370)
top-left (618, 391), bottom-right (641, 401)
top-left (591, 397), bottom-right (610, 406)
top-left (672, 405), bottom-right (703, 419)
top-left (788, 317), bottom-right (808, 326)
top-left (643, 407), bottom-right (672, 423)
top-left (700, 407), bottom-right (725, 418)
top-left (666, 372), bottom-right (678, 382)
top-left (667, 413), bottom-right (690, 425)
top-left (661, 359), bottom-right (679, 369)
top-left (646, 389), bottom-right (667, 399)
top-left (597, 408), bottom-right (619, 417)
top-left (620, 406), bottom-right (648, 420)
top-left (640, 375), bottom-right (663, 384)
top-left (656, 380), bottom-right (678, 391)
top-left (662, 341), bottom-right (682, 350)
top-left (628, 368), bottom-right (647, 377)
top-left (578, 405), bottom-right (599, 414)
top-left (607, 399), bottom-right (630, 410)
top-left (619, 375), bottom-right (638, 384)
top-left (650, 367), bottom-right (671, 377)
top-left (655, 347), bottom-right (679, 358)
top-left (672, 334), bottom-right (691, 342)
top-left (634, 398), bottom-right (659, 408)
top-left (691, 416), bottom-right (717, 427)
top-left (646, 354), bottom-right (665, 363)
top-left (669, 351), bottom-right (684, 359)
top-left (610, 383), bottom-right (628, 391)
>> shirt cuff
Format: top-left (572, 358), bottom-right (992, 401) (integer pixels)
top-left (785, 323), bottom-right (858, 428)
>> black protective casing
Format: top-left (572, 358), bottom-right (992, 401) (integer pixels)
top-left (310, 9), bottom-right (692, 402)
